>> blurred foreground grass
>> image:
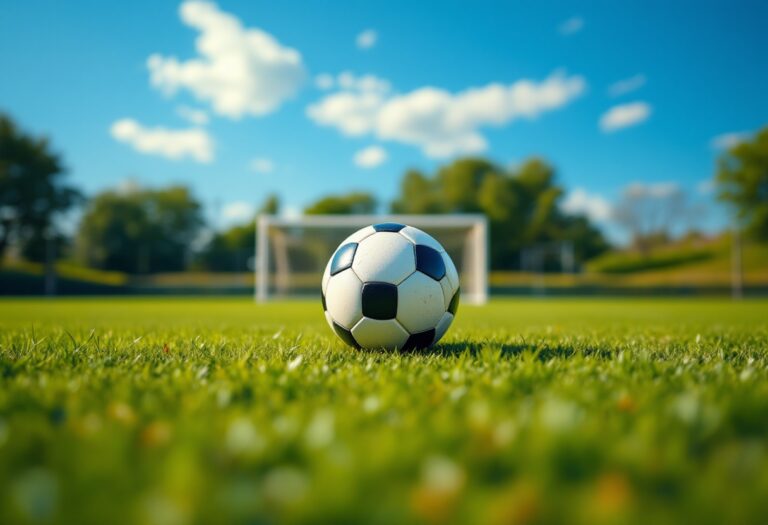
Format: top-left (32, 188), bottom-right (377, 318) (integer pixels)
top-left (0, 298), bottom-right (767, 524)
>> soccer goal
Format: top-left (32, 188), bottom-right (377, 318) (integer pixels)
top-left (255, 214), bottom-right (488, 304)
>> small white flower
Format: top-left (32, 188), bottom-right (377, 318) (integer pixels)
top-left (287, 355), bottom-right (303, 371)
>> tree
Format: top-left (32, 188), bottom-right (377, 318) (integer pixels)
top-left (77, 185), bottom-right (203, 273)
top-left (197, 222), bottom-right (255, 272)
top-left (0, 114), bottom-right (82, 263)
top-left (560, 215), bottom-right (610, 263)
top-left (258, 194), bottom-right (280, 216)
top-left (390, 157), bottom-right (609, 270)
top-left (304, 192), bottom-right (376, 215)
top-left (391, 170), bottom-right (442, 214)
top-left (613, 182), bottom-right (687, 254)
top-left (436, 158), bottom-right (495, 212)
top-left (716, 127), bottom-right (768, 240)
top-left (198, 194), bottom-right (280, 272)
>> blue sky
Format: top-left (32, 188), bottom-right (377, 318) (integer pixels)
top-left (1, 0), bottom-right (767, 236)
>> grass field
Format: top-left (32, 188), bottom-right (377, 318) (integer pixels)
top-left (1, 298), bottom-right (767, 524)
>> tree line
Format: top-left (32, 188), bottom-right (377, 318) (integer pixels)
top-left (2, 113), bottom-right (767, 275)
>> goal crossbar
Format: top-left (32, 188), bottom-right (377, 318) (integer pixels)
top-left (255, 214), bottom-right (488, 304)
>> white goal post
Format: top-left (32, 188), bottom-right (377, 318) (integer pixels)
top-left (255, 214), bottom-right (489, 304)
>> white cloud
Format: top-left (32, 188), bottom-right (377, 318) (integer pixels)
top-left (599, 101), bottom-right (651, 132)
top-left (147, 0), bottom-right (305, 119)
top-left (697, 179), bottom-right (715, 195)
top-left (312, 71), bottom-right (390, 95)
top-left (608, 74), bottom-right (646, 97)
top-left (354, 145), bottom-right (387, 168)
top-left (221, 201), bottom-right (255, 224)
top-left (559, 17), bottom-right (584, 35)
top-left (249, 157), bottom-right (274, 173)
top-left (710, 131), bottom-right (749, 150)
top-left (110, 118), bottom-right (214, 163)
top-left (307, 70), bottom-right (586, 158)
top-left (307, 92), bottom-right (386, 136)
top-left (561, 188), bottom-right (612, 222)
top-left (115, 178), bottom-right (142, 196)
top-left (282, 205), bottom-right (302, 219)
top-left (315, 73), bottom-right (334, 90)
top-left (356, 29), bottom-right (377, 49)
top-left (176, 105), bottom-right (209, 125)
top-left (337, 71), bottom-right (390, 93)
top-left (624, 181), bottom-right (680, 199)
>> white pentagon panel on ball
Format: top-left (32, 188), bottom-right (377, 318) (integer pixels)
top-left (439, 276), bottom-right (454, 310)
top-left (351, 318), bottom-right (410, 351)
top-left (321, 256), bottom-right (332, 295)
top-left (341, 225), bottom-right (375, 245)
top-left (352, 232), bottom-right (416, 285)
top-left (325, 269), bottom-right (364, 330)
top-left (442, 251), bottom-right (460, 292)
top-left (399, 226), bottom-right (445, 253)
top-left (433, 312), bottom-right (454, 345)
top-left (396, 271), bottom-right (446, 334)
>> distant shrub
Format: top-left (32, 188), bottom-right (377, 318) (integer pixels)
top-left (587, 249), bottom-right (713, 274)
top-left (2, 260), bottom-right (128, 286)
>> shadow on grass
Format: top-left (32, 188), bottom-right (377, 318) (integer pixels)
top-left (412, 340), bottom-right (613, 360)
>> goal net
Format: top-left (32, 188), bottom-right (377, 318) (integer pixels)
top-left (255, 214), bottom-right (488, 304)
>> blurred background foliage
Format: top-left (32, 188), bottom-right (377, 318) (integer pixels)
top-left (390, 158), bottom-right (608, 269)
top-left (716, 127), bottom-right (768, 240)
top-left (0, 115), bottom-right (82, 265)
top-left (2, 111), bottom-right (768, 288)
top-left (77, 185), bottom-right (203, 273)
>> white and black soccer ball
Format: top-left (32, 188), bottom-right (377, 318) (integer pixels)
top-left (321, 223), bottom-right (460, 351)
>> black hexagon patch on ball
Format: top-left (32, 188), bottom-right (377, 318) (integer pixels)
top-left (372, 222), bottom-right (405, 232)
top-left (330, 242), bottom-right (357, 275)
top-left (361, 282), bottom-right (398, 320)
top-left (448, 288), bottom-right (460, 315)
top-left (415, 245), bottom-right (446, 280)
top-left (332, 322), bottom-right (360, 349)
top-left (402, 329), bottom-right (436, 351)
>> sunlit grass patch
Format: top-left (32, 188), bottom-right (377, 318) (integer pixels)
top-left (0, 298), bottom-right (767, 524)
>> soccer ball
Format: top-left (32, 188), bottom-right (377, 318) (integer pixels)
top-left (321, 223), bottom-right (460, 350)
